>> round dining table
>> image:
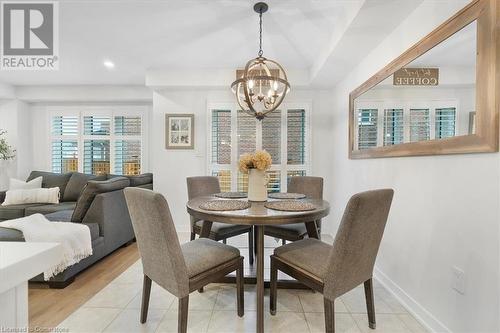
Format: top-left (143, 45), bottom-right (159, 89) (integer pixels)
top-left (186, 195), bottom-right (330, 333)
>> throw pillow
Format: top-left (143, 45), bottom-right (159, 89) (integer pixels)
top-left (2, 187), bottom-right (60, 205)
top-left (9, 176), bottom-right (43, 190)
top-left (71, 177), bottom-right (130, 223)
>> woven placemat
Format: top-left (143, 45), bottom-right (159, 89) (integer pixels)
top-left (265, 200), bottom-right (316, 212)
top-left (214, 192), bottom-right (248, 199)
top-left (268, 192), bottom-right (306, 200)
top-left (199, 200), bottom-right (250, 211)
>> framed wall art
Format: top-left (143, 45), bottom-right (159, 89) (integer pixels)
top-left (165, 114), bottom-right (194, 149)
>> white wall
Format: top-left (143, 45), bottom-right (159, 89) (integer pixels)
top-left (328, 0), bottom-right (499, 332)
top-left (0, 99), bottom-right (32, 190)
top-left (150, 88), bottom-right (334, 232)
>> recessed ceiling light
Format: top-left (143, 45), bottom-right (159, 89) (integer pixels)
top-left (103, 60), bottom-right (115, 69)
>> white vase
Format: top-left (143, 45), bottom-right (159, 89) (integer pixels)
top-left (247, 169), bottom-right (268, 202)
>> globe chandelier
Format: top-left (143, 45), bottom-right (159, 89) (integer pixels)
top-left (231, 2), bottom-right (290, 121)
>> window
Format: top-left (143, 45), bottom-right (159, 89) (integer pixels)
top-left (356, 101), bottom-right (458, 148)
top-left (435, 107), bottom-right (456, 139)
top-left (50, 107), bottom-right (147, 175)
top-left (409, 109), bottom-right (430, 142)
top-left (358, 109), bottom-right (378, 149)
top-left (209, 104), bottom-right (310, 193)
top-left (51, 116), bottom-right (79, 173)
top-left (383, 109), bottom-right (404, 146)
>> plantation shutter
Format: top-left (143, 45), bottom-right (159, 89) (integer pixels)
top-left (410, 109), bottom-right (430, 142)
top-left (51, 116), bottom-right (79, 173)
top-left (383, 109), bottom-right (404, 146)
top-left (435, 108), bottom-right (456, 139)
top-left (211, 110), bottom-right (231, 164)
top-left (114, 116), bottom-right (142, 175)
top-left (287, 109), bottom-right (306, 164)
top-left (211, 110), bottom-right (232, 191)
top-left (262, 111), bottom-right (281, 164)
top-left (83, 140), bottom-right (110, 175)
top-left (358, 109), bottom-right (378, 149)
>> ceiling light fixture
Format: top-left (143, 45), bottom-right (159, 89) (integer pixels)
top-left (103, 60), bottom-right (115, 69)
top-left (231, 2), bottom-right (290, 120)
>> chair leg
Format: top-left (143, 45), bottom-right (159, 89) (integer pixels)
top-left (236, 258), bottom-right (244, 317)
top-left (190, 232), bottom-right (195, 241)
top-left (253, 228), bottom-right (258, 256)
top-left (178, 296), bottom-right (189, 333)
top-left (281, 239), bottom-right (286, 246)
top-left (324, 297), bottom-right (335, 333)
top-left (269, 257), bottom-right (277, 315)
top-left (140, 275), bottom-right (152, 323)
top-left (364, 278), bottom-right (376, 329)
top-left (222, 239), bottom-right (227, 244)
top-left (248, 229), bottom-right (254, 265)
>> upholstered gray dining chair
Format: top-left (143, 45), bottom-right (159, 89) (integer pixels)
top-left (269, 189), bottom-right (394, 333)
top-left (264, 176), bottom-right (324, 244)
top-left (187, 176), bottom-right (254, 264)
top-left (124, 188), bottom-right (244, 333)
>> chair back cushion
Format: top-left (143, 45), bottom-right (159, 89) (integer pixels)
top-left (288, 176), bottom-right (323, 199)
top-left (71, 177), bottom-right (130, 222)
top-left (324, 189), bottom-right (394, 299)
top-left (124, 188), bottom-right (189, 297)
top-left (186, 176), bottom-right (221, 200)
top-left (27, 171), bottom-right (72, 199)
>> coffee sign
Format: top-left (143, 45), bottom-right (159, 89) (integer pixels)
top-left (393, 68), bottom-right (439, 86)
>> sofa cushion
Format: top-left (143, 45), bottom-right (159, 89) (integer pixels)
top-left (0, 203), bottom-right (46, 221)
top-left (25, 202), bottom-right (77, 216)
top-left (63, 172), bottom-right (102, 202)
top-left (71, 177), bottom-right (130, 223)
top-left (45, 209), bottom-right (73, 222)
top-left (0, 221), bottom-right (99, 241)
top-left (27, 171), bottom-right (72, 199)
top-left (0, 226), bottom-right (24, 241)
top-left (107, 173), bottom-right (153, 187)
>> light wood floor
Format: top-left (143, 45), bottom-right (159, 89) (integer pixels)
top-left (28, 243), bottom-right (140, 329)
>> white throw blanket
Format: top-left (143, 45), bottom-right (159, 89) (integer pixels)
top-left (1, 213), bottom-right (93, 280)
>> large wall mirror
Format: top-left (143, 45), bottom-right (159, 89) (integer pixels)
top-left (349, 0), bottom-right (498, 159)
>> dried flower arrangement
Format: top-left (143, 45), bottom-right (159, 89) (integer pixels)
top-left (238, 150), bottom-right (272, 173)
top-left (0, 130), bottom-right (15, 160)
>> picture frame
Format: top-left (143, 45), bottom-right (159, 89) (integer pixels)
top-left (165, 114), bottom-right (194, 149)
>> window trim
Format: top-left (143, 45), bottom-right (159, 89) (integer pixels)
top-left (206, 101), bottom-right (312, 192)
top-left (49, 105), bottom-right (149, 174)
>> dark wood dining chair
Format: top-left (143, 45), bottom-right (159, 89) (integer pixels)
top-left (187, 176), bottom-right (254, 264)
top-left (124, 188), bottom-right (244, 333)
top-left (264, 176), bottom-right (324, 244)
top-left (269, 189), bottom-right (394, 333)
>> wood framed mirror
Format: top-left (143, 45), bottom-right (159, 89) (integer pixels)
top-left (349, 0), bottom-right (499, 159)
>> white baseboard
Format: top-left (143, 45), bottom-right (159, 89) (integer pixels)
top-left (373, 266), bottom-right (451, 333)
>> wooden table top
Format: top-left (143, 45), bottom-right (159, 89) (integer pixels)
top-left (186, 195), bottom-right (330, 226)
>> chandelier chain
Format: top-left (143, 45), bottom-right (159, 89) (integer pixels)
top-left (258, 10), bottom-right (263, 57)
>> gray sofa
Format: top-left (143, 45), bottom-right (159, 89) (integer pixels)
top-left (0, 171), bottom-right (153, 288)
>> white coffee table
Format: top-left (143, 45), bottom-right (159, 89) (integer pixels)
top-left (0, 242), bottom-right (62, 329)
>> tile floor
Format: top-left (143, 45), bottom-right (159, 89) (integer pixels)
top-left (58, 235), bottom-right (428, 333)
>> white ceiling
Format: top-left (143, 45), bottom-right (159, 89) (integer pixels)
top-left (0, 0), bottom-right (424, 87)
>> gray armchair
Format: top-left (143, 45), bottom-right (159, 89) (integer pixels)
top-left (264, 176), bottom-right (324, 244)
top-left (269, 189), bottom-right (394, 333)
top-left (187, 176), bottom-right (254, 265)
top-left (124, 188), bottom-right (244, 333)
